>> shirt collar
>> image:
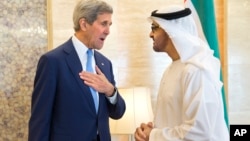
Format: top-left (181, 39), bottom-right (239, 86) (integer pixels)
top-left (72, 35), bottom-right (94, 56)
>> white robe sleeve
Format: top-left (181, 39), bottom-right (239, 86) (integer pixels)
top-left (149, 65), bottom-right (228, 141)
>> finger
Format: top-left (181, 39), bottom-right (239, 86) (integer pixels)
top-left (138, 127), bottom-right (147, 138)
top-left (140, 123), bottom-right (148, 129)
top-left (79, 75), bottom-right (96, 87)
top-left (95, 66), bottom-right (103, 75)
top-left (147, 122), bottom-right (153, 128)
top-left (135, 133), bottom-right (145, 141)
top-left (79, 71), bottom-right (96, 80)
top-left (79, 71), bottom-right (84, 77)
top-left (79, 74), bottom-right (91, 81)
top-left (135, 128), bottom-right (146, 141)
top-left (79, 71), bottom-right (90, 77)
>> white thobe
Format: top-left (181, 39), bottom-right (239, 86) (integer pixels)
top-left (149, 60), bottom-right (229, 141)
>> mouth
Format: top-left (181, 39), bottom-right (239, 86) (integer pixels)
top-left (100, 37), bottom-right (105, 41)
top-left (152, 40), bottom-right (155, 45)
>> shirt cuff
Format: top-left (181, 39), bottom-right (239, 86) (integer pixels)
top-left (106, 87), bottom-right (118, 104)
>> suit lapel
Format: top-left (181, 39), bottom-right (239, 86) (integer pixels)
top-left (64, 40), bottom-right (96, 114)
top-left (94, 51), bottom-right (106, 74)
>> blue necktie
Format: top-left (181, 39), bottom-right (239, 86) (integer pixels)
top-left (86, 49), bottom-right (98, 112)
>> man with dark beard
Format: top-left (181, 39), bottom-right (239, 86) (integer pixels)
top-left (134, 5), bottom-right (229, 141)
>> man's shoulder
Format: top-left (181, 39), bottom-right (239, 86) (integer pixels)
top-left (45, 38), bottom-right (73, 55)
top-left (94, 50), bottom-right (110, 61)
top-left (182, 63), bottom-right (201, 75)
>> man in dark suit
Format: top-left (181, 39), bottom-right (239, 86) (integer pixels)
top-left (28, 0), bottom-right (126, 141)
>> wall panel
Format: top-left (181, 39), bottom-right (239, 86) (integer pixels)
top-left (0, 0), bottom-right (47, 140)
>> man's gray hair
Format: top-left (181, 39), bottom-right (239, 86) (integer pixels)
top-left (73, 0), bottom-right (113, 31)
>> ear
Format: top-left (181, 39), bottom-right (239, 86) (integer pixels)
top-left (79, 18), bottom-right (87, 31)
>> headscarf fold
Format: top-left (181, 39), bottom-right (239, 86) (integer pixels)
top-left (148, 5), bottom-right (222, 91)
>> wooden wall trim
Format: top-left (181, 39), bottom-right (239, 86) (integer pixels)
top-left (215, 0), bottom-right (228, 105)
top-left (47, 0), bottom-right (53, 50)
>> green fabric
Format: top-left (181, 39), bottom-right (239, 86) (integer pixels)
top-left (191, 0), bottom-right (229, 128)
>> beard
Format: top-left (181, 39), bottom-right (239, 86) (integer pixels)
top-left (153, 46), bottom-right (160, 52)
top-left (153, 44), bottom-right (165, 52)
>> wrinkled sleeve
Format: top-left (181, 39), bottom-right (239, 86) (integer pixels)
top-left (149, 67), bottom-right (224, 141)
top-left (28, 55), bottom-right (57, 141)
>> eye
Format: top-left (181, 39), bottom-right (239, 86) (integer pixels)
top-left (100, 21), bottom-right (112, 27)
top-left (151, 25), bottom-right (160, 32)
top-left (101, 22), bottom-right (108, 26)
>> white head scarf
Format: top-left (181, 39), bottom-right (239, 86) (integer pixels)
top-left (149, 5), bottom-right (223, 89)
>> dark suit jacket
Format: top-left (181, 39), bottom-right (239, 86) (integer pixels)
top-left (28, 38), bottom-right (126, 141)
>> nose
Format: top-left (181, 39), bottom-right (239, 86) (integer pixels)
top-left (149, 31), bottom-right (153, 38)
top-left (104, 26), bottom-right (110, 35)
